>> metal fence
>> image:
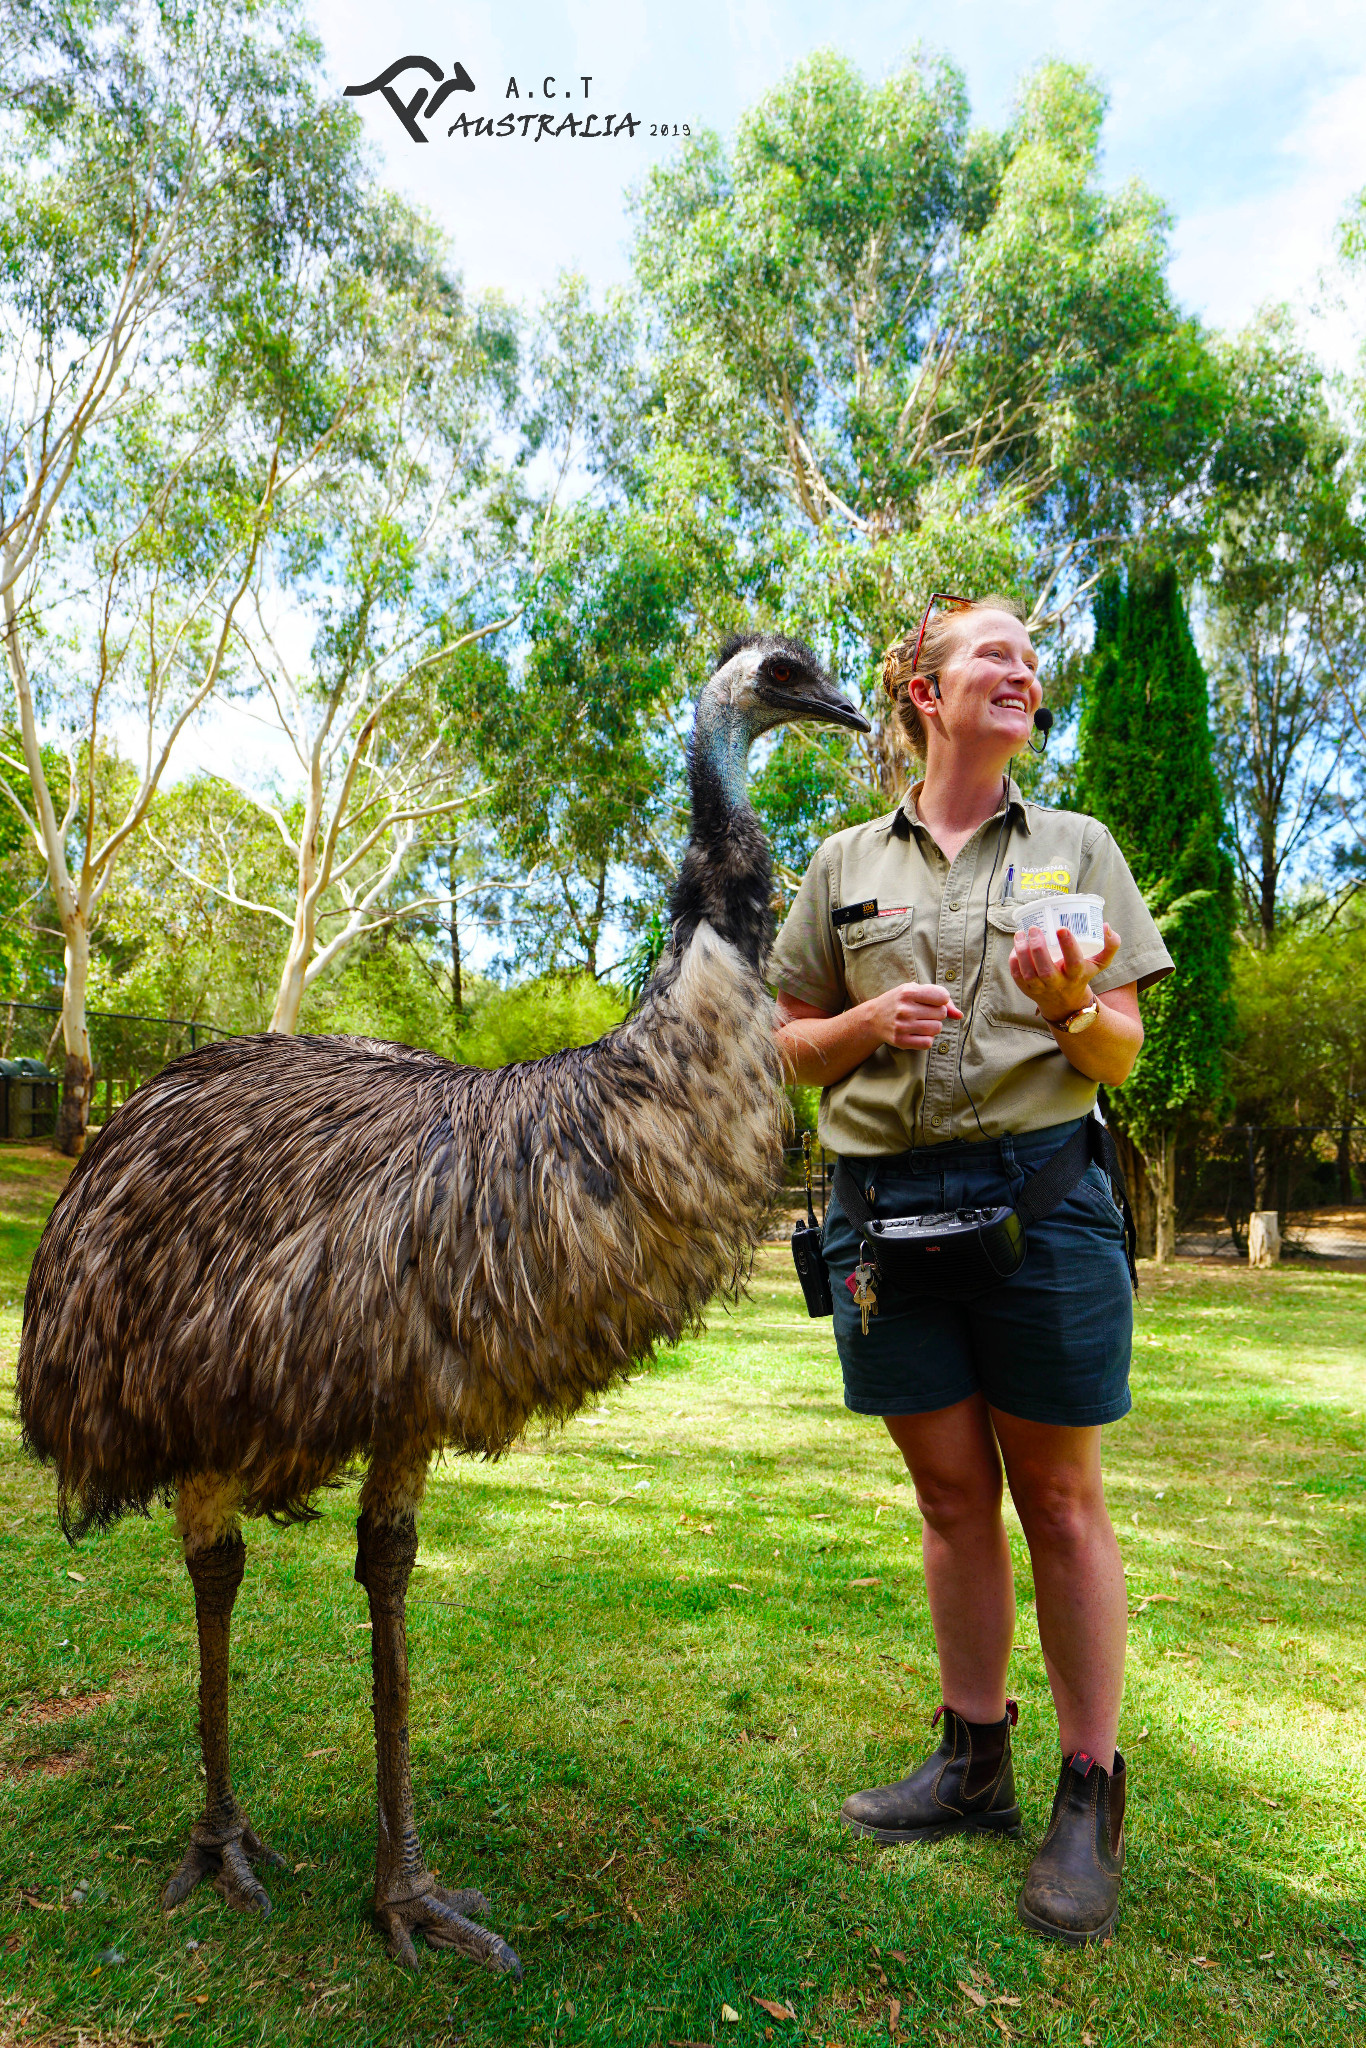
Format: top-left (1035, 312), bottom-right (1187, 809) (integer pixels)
top-left (0, 1001), bottom-right (234, 1130)
top-left (1182, 1123), bottom-right (1366, 1253)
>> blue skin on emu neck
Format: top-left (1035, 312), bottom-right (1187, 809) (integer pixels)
top-left (692, 696), bottom-right (752, 810)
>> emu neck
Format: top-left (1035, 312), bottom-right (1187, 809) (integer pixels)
top-left (690, 696), bottom-right (752, 824)
top-left (665, 692), bottom-right (773, 974)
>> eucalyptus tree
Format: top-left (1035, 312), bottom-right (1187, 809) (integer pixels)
top-left (632, 51), bottom-right (1216, 802)
top-left (1201, 315), bottom-right (1362, 938)
top-left (0, 0), bottom-right (524, 1146)
top-left (153, 249), bottom-right (525, 1035)
top-left (0, 0), bottom-right (419, 1147)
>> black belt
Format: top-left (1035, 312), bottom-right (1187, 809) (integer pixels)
top-left (832, 1117), bottom-right (1137, 1302)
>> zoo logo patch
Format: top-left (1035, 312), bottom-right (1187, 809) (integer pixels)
top-left (1019, 867), bottom-right (1071, 892)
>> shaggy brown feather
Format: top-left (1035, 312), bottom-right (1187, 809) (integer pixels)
top-left (18, 926), bottom-right (781, 1534)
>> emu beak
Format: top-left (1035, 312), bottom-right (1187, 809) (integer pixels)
top-left (802, 687), bottom-right (871, 734)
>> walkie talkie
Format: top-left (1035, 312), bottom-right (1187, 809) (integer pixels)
top-left (791, 1130), bottom-right (834, 1318)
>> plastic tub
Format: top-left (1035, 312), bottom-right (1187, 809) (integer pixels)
top-left (1013, 893), bottom-right (1106, 962)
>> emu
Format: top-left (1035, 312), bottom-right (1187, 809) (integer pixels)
top-left (18, 635), bottom-right (867, 1974)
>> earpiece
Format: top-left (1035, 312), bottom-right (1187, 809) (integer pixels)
top-left (1028, 705), bottom-right (1053, 754)
top-left (931, 680), bottom-right (942, 699)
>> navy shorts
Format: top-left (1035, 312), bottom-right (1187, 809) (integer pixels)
top-left (823, 1118), bottom-right (1133, 1428)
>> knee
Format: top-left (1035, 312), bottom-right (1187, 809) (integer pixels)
top-left (914, 1465), bottom-right (1002, 1539)
top-left (1011, 1470), bottom-right (1104, 1554)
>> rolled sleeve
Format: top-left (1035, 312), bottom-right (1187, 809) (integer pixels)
top-left (1080, 826), bottom-right (1174, 994)
top-left (770, 849), bottom-right (846, 1012)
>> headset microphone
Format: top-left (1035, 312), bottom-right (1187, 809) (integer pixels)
top-left (1028, 705), bottom-right (1053, 755)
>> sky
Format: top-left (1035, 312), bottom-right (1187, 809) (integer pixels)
top-left (319, 0), bottom-right (1366, 355)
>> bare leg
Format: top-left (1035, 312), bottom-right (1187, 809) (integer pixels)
top-left (884, 1396), bottom-right (1016, 1721)
top-left (992, 1413), bottom-right (1126, 1764)
top-left (357, 1464), bottom-right (520, 1975)
top-left (163, 1485), bottom-right (287, 1914)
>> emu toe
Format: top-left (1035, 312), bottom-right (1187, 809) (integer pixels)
top-left (377, 1882), bottom-right (522, 1976)
top-left (163, 1814), bottom-right (288, 1917)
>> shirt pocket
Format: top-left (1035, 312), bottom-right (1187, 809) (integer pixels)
top-left (836, 910), bottom-right (914, 1001)
top-left (982, 906), bottom-right (1054, 1034)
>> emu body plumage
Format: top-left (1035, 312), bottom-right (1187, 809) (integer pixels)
top-left (17, 634), bottom-right (868, 1972)
top-left (21, 926), bottom-right (777, 1533)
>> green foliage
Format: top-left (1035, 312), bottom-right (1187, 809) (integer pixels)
top-left (1077, 564), bottom-right (1236, 1146)
top-left (1226, 920), bottom-right (1366, 1128)
top-left (1199, 314), bottom-right (1365, 935)
top-left (632, 45), bottom-right (1217, 793)
top-left (451, 973), bottom-right (626, 1068)
top-left (446, 502), bottom-right (697, 975)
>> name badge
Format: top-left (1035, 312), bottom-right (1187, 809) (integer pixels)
top-left (833, 899), bottom-right (878, 928)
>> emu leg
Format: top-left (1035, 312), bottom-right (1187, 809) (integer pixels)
top-left (162, 1532), bottom-right (287, 1915)
top-left (356, 1507), bottom-right (521, 1975)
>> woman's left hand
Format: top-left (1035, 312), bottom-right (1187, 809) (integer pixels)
top-left (1009, 922), bottom-right (1121, 1023)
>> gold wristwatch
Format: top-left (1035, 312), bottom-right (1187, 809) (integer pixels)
top-left (1045, 998), bottom-right (1099, 1034)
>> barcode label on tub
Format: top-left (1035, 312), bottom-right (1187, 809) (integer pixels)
top-left (1060, 910), bottom-right (1095, 934)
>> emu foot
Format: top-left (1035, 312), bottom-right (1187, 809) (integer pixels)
top-left (377, 1881), bottom-right (522, 1976)
top-left (163, 1812), bottom-right (288, 1917)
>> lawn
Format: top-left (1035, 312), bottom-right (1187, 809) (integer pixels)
top-left (1, 1146), bottom-right (1363, 2048)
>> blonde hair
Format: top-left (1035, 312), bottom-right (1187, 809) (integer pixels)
top-left (882, 594), bottom-right (1027, 756)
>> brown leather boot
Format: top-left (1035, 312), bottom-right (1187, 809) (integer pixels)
top-left (840, 1703), bottom-right (1022, 1844)
top-left (1017, 1750), bottom-right (1125, 1944)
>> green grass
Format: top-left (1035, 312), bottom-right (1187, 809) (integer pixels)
top-left (1, 1145), bottom-right (1364, 2047)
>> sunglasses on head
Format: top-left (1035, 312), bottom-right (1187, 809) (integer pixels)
top-left (908, 591), bottom-right (975, 677)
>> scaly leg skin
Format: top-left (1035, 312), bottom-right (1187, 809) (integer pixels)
top-left (162, 1529), bottom-right (287, 1916)
top-left (356, 1500), bottom-right (521, 1976)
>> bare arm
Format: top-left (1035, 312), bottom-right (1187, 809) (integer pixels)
top-left (775, 927), bottom-right (1144, 1092)
top-left (774, 982), bottom-right (964, 1086)
top-left (1008, 922), bottom-right (1143, 1087)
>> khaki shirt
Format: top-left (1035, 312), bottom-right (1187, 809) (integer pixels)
top-left (770, 779), bottom-right (1173, 1156)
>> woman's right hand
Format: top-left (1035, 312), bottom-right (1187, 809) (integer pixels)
top-left (774, 983), bottom-right (965, 1087)
top-left (867, 982), bottom-right (964, 1051)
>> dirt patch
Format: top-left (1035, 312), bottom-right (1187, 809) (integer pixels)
top-left (13, 1690), bottom-right (112, 1728)
top-left (0, 1742), bottom-right (91, 1784)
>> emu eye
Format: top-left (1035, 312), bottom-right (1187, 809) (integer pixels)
top-left (769, 663), bottom-right (791, 682)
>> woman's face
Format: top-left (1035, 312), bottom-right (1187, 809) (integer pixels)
top-left (918, 608), bottom-right (1042, 762)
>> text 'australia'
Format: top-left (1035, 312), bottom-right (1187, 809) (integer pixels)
top-left (447, 111), bottom-right (641, 139)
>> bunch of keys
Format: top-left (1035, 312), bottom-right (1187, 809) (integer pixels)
top-left (847, 1242), bottom-right (879, 1336)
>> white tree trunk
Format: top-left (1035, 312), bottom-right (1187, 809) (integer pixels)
top-left (268, 936), bottom-right (309, 1035)
top-left (54, 912), bottom-right (93, 1154)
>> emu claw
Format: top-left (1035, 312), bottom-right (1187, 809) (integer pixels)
top-left (162, 1814), bottom-right (287, 1917)
top-left (377, 1883), bottom-right (522, 1976)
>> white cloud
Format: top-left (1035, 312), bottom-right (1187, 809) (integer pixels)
top-left (1169, 67), bottom-right (1366, 352)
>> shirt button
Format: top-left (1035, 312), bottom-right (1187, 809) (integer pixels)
top-left (950, 901), bottom-right (961, 912)
top-left (944, 967), bottom-right (958, 981)
top-left (931, 1114), bottom-right (944, 1127)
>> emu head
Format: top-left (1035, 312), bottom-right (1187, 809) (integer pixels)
top-left (704, 632), bottom-right (871, 742)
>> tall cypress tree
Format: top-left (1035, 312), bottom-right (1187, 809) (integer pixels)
top-left (1076, 564), bottom-right (1235, 1260)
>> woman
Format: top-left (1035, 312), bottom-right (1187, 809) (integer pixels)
top-left (771, 595), bottom-right (1172, 1946)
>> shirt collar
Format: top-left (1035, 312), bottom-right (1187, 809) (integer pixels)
top-left (889, 776), bottom-right (1032, 841)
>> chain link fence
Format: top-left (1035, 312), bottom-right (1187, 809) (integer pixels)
top-left (0, 1002), bottom-right (234, 1133)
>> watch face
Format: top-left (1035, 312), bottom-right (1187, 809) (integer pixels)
top-left (1069, 1004), bottom-right (1099, 1033)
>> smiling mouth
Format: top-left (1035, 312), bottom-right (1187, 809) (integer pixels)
top-left (993, 695), bottom-right (1029, 713)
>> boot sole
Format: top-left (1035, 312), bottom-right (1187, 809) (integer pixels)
top-left (842, 1807), bottom-right (1023, 1846)
top-left (1016, 1897), bottom-right (1120, 1946)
